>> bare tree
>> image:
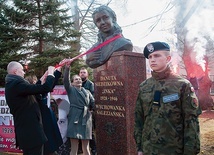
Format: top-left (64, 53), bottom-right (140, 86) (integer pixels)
top-left (175, 0), bottom-right (214, 110)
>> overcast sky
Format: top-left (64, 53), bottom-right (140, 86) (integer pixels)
top-left (110, 0), bottom-right (175, 48)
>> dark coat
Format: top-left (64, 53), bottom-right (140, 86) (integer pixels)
top-left (37, 70), bottom-right (63, 153)
top-left (82, 79), bottom-right (94, 96)
top-left (39, 100), bottom-right (63, 153)
top-left (5, 74), bottom-right (55, 149)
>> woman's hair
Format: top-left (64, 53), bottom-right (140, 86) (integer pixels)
top-left (25, 75), bottom-right (38, 103)
top-left (71, 74), bottom-right (80, 83)
top-left (25, 75), bottom-right (37, 84)
top-left (92, 5), bottom-right (117, 23)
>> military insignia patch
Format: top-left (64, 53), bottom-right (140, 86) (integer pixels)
top-left (147, 43), bottom-right (154, 52)
top-left (163, 93), bottom-right (179, 103)
top-left (192, 98), bottom-right (199, 108)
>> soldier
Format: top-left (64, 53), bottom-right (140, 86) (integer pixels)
top-left (134, 41), bottom-right (201, 155)
top-left (189, 73), bottom-right (199, 96)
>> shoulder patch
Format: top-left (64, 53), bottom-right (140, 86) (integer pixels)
top-left (191, 98), bottom-right (199, 108)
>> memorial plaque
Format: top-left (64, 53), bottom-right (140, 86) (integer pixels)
top-left (93, 51), bottom-right (146, 155)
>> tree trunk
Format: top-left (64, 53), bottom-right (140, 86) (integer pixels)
top-left (198, 75), bottom-right (213, 110)
top-left (183, 44), bottom-right (213, 110)
top-left (175, 0), bottom-right (214, 110)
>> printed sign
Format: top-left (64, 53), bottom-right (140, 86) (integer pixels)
top-left (0, 88), bottom-right (21, 153)
top-left (0, 86), bottom-right (69, 153)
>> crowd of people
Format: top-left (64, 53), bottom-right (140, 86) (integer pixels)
top-left (4, 4), bottom-right (201, 155)
top-left (5, 60), bottom-right (96, 155)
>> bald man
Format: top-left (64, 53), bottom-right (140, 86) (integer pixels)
top-left (5, 61), bottom-right (55, 155)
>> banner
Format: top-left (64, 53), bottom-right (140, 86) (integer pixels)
top-left (0, 86), bottom-right (69, 153)
top-left (0, 88), bottom-right (21, 153)
top-left (50, 85), bottom-right (69, 144)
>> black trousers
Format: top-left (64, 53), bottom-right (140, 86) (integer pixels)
top-left (23, 144), bottom-right (44, 155)
top-left (89, 131), bottom-right (96, 151)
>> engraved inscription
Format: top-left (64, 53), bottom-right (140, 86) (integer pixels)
top-left (96, 104), bottom-right (125, 117)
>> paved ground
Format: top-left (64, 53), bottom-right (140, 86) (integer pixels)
top-left (198, 110), bottom-right (214, 155)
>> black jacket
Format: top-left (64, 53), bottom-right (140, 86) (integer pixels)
top-left (5, 74), bottom-right (55, 149)
top-left (82, 79), bottom-right (94, 96)
top-left (36, 70), bottom-right (63, 153)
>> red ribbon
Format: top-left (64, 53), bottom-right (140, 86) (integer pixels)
top-left (55, 34), bottom-right (122, 68)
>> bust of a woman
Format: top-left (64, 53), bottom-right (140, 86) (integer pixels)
top-left (86, 5), bottom-right (133, 68)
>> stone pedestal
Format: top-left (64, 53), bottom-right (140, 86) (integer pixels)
top-left (93, 51), bottom-right (146, 155)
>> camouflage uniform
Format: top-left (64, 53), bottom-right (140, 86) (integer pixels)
top-left (134, 67), bottom-right (201, 155)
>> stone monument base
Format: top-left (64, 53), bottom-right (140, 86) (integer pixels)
top-left (93, 51), bottom-right (146, 155)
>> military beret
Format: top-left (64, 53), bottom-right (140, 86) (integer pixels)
top-left (143, 41), bottom-right (170, 59)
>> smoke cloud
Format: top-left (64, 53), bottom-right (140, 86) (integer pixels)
top-left (184, 0), bottom-right (214, 70)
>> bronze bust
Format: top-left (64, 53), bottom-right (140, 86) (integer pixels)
top-left (86, 5), bottom-right (133, 68)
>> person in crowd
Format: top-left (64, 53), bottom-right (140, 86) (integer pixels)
top-left (5, 61), bottom-right (55, 155)
top-left (79, 67), bottom-right (96, 155)
top-left (62, 59), bottom-right (95, 155)
top-left (25, 66), bottom-right (63, 155)
top-left (79, 67), bottom-right (94, 96)
top-left (189, 73), bottom-right (199, 96)
top-left (24, 75), bottom-right (38, 84)
top-left (86, 5), bottom-right (133, 68)
top-left (134, 41), bottom-right (201, 155)
top-left (56, 98), bottom-right (71, 155)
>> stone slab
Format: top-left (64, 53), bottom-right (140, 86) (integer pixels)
top-left (93, 51), bottom-right (146, 155)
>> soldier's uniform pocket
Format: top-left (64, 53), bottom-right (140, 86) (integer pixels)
top-left (141, 88), bottom-right (153, 117)
top-left (141, 88), bottom-right (153, 102)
